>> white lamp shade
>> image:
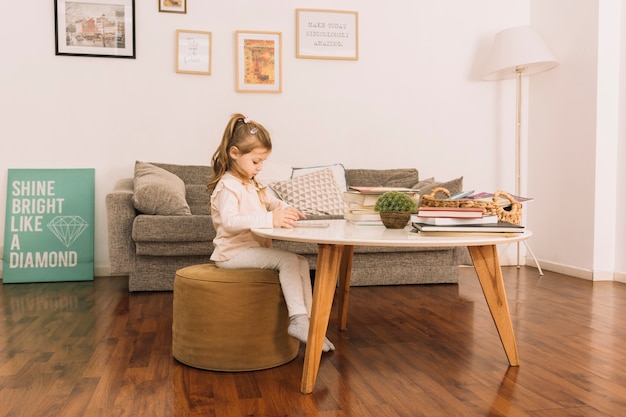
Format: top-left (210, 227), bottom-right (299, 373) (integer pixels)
top-left (483, 26), bottom-right (558, 80)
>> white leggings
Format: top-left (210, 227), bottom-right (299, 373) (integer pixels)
top-left (215, 247), bottom-right (312, 318)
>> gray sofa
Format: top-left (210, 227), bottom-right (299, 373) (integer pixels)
top-left (106, 162), bottom-right (469, 291)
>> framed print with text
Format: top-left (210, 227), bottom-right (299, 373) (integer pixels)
top-left (296, 9), bottom-right (358, 60)
top-left (176, 30), bottom-right (211, 75)
top-left (54, 0), bottom-right (136, 59)
top-left (159, 0), bottom-right (186, 14)
top-left (236, 31), bottom-right (282, 93)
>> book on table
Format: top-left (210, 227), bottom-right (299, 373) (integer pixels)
top-left (448, 190), bottom-right (475, 199)
top-left (416, 206), bottom-right (484, 218)
top-left (411, 214), bottom-right (498, 226)
top-left (408, 230), bottom-right (520, 238)
top-left (344, 209), bottom-right (383, 225)
top-left (344, 187), bottom-right (417, 207)
top-left (343, 191), bottom-right (381, 207)
top-left (348, 186), bottom-right (416, 194)
top-left (411, 221), bottom-right (524, 234)
top-left (344, 210), bottom-right (380, 222)
top-left (346, 202), bottom-right (376, 211)
top-left (465, 192), bottom-right (534, 206)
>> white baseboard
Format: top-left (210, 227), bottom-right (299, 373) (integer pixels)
top-left (497, 243), bottom-right (597, 281)
top-left (615, 272), bottom-right (626, 283)
top-left (94, 264), bottom-right (111, 277)
top-left (529, 260), bottom-right (622, 282)
top-left (532, 259), bottom-right (593, 280)
top-left (591, 270), bottom-right (615, 281)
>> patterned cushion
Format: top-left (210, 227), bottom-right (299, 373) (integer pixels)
top-left (270, 168), bottom-right (347, 215)
top-left (291, 163), bottom-right (348, 191)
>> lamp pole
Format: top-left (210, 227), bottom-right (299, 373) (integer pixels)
top-left (515, 67), bottom-right (524, 267)
top-left (515, 67), bottom-right (524, 198)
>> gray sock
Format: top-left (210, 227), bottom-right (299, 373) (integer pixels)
top-left (288, 314), bottom-right (310, 344)
top-left (288, 314), bottom-right (335, 352)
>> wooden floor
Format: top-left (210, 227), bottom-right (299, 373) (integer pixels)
top-left (2, 266), bottom-right (626, 417)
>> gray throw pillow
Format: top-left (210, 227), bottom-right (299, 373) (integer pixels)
top-left (132, 161), bottom-right (192, 215)
top-left (413, 176), bottom-right (464, 199)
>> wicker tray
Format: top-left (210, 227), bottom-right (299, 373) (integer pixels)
top-left (420, 187), bottom-right (522, 225)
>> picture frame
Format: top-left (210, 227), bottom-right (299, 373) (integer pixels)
top-left (235, 31), bottom-right (282, 93)
top-left (159, 0), bottom-right (186, 14)
top-left (296, 9), bottom-right (358, 60)
top-left (176, 30), bottom-right (211, 75)
top-left (54, 0), bottom-right (136, 59)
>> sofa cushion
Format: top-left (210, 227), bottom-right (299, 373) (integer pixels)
top-left (270, 168), bottom-right (346, 216)
top-left (345, 168), bottom-right (419, 188)
top-left (132, 214), bottom-right (214, 242)
top-left (185, 184), bottom-right (210, 215)
top-left (150, 162), bottom-right (214, 185)
top-left (132, 161), bottom-right (192, 215)
top-left (411, 177), bottom-right (435, 190)
top-left (413, 176), bottom-right (464, 199)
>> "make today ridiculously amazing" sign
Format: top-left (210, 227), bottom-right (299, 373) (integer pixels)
top-left (3, 169), bottom-right (94, 283)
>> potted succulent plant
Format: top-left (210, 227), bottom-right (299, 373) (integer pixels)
top-left (374, 191), bottom-right (418, 229)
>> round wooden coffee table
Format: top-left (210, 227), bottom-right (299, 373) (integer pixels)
top-left (253, 219), bottom-right (532, 393)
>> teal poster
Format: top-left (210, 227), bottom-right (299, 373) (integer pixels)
top-left (3, 169), bottom-right (95, 283)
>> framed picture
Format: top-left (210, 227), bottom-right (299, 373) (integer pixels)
top-left (54, 0), bottom-right (136, 59)
top-left (176, 30), bottom-right (211, 75)
top-left (236, 31), bottom-right (282, 93)
top-left (159, 0), bottom-right (186, 14)
top-left (296, 9), bottom-right (358, 60)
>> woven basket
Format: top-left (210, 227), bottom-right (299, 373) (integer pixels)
top-left (420, 187), bottom-right (522, 225)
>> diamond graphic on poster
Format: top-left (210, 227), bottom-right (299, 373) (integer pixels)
top-left (47, 215), bottom-right (89, 247)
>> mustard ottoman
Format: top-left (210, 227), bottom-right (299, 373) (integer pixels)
top-left (172, 264), bottom-right (299, 371)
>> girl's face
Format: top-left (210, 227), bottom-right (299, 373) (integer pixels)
top-left (229, 146), bottom-right (270, 181)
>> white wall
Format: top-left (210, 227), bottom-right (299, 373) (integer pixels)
top-left (529, 0), bottom-right (625, 281)
top-left (1, 0), bottom-right (622, 279)
top-left (528, 0), bottom-right (600, 278)
top-left (616, 0), bottom-right (626, 282)
top-left (592, 0), bottom-right (621, 281)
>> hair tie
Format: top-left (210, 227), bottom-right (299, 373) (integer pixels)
top-left (241, 115), bottom-right (257, 134)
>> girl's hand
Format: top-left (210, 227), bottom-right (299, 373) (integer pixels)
top-left (272, 205), bottom-right (306, 228)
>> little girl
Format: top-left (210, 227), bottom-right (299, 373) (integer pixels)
top-left (207, 113), bottom-right (335, 353)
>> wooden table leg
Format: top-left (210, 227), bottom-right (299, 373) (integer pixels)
top-left (468, 245), bottom-right (519, 366)
top-left (337, 245), bottom-right (354, 331)
top-left (301, 243), bottom-right (344, 394)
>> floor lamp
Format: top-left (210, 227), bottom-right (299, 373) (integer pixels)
top-left (483, 26), bottom-right (558, 275)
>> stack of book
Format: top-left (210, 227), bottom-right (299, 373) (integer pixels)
top-left (410, 206), bottom-right (524, 236)
top-left (343, 186), bottom-right (416, 226)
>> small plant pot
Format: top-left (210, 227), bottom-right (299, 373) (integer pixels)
top-left (379, 212), bottom-right (411, 229)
